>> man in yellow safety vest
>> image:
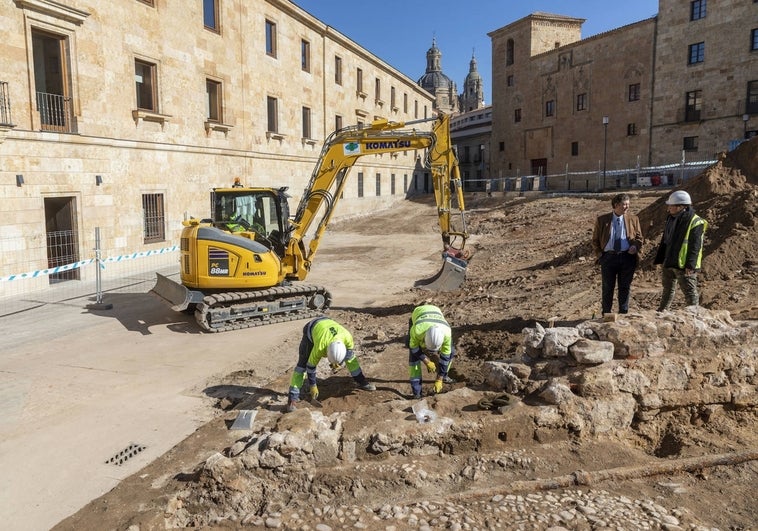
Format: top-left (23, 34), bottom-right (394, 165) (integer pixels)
top-left (654, 190), bottom-right (708, 311)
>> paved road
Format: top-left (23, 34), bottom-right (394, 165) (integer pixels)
top-left (0, 221), bottom-right (441, 530)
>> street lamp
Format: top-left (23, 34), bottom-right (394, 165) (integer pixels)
top-left (743, 114), bottom-right (750, 139)
top-left (602, 116), bottom-right (609, 189)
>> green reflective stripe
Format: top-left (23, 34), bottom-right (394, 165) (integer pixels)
top-left (409, 362), bottom-right (421, 378)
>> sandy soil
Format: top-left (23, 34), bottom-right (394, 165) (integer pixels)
top-left (55, 139), bottom-right (758, 530)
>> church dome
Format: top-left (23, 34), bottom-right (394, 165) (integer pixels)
top-left (418, 70), bottom-right (455, 92)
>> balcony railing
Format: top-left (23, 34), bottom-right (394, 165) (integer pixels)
top-left (0, 81), bottom-right (13, 126)
top-left (36, 91), bottom-right (74, 132)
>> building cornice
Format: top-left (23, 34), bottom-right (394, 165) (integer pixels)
top-left (13, 0), bottom-right (89, 25)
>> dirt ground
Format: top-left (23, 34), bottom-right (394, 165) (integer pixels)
top-left (57, 139), bottom-right (757, 530)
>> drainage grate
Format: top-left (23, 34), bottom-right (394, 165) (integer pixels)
top-left (105, 443), bottom-right (147, 466)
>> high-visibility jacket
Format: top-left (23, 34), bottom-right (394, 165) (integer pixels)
top-left (677, 214), bottom-right (707, 269)
top-left (654, 208), bottom-right (708, 270)
top-left (307, 318), bottom-right (354, 366)
top-left (409, 305), bottom-right (452, 355)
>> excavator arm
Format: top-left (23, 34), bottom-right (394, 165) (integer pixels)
top-left (284, 114), bottom-right (468, 289)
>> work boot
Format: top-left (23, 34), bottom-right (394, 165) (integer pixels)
top-left (443, 375), bottom-right (455, 384)
top-left (286, 399), bottom-right (296, 413)
top-left (358, 382), bottom-right (376, 391)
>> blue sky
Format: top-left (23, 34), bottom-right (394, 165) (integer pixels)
top-left (291, 1), bottom-right (659, 104)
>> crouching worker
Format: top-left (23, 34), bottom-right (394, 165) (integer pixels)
top-left (287, 317), bottom-right (375, 412)
top-left (408, 304), bottom-right (455, 399)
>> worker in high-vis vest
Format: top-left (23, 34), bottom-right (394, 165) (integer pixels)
top-left (407, 304), bottom-right (455, 399)
top-left (654, 190), bottom-right (708, 311)
top-left (287, 317), bottom-right (375, 412)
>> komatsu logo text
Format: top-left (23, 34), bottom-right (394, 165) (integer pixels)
top-left (365, 140), bottom-right (411, 150)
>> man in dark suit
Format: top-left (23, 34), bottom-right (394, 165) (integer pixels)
top-left (591, 193), bottom-right (645, 315)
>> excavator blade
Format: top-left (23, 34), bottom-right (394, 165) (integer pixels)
top-left (150, 273), bottom-right (205, 312)
top-left (414, 253), bottom-right (467, 291)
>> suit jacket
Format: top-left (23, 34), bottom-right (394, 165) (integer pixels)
top-left (592, 212), bottom-right (644, 258)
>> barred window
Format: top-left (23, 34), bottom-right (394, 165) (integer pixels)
top-left (142, 193), bottom-right (165, 243)
top-left (357, 172), bottom-right (364, 198)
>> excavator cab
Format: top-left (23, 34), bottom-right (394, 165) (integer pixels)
top-left (210, 187), bottom-right (291, 257)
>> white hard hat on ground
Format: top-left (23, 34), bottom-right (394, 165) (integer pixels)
top-left (424, 326), bottom-right (445, 352)
top-left (666, 190), bottom-right (692, 205)
top-left (327, 341), bottom-right (347, 365)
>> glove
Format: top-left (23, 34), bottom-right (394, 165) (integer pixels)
top-left (310, 385), bottom-right (319, 401)
top-left (330, 362), bottom-right (343, 374)
top-left (425, 360), bottom-right (437, 374)
top-left (433, 379), bottom-right (443, 394)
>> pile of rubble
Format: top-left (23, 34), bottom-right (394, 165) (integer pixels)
top-left (160, 307), bottom-right (756, 528)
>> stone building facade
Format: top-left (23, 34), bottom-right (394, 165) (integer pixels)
top-left (488, 13), bottom-right (655, 185)
top-left (651, 0), bottom-right (758, 159)
top-left (488, 1), bottom-right (758, 184)
top-left (0, 0), bottom-right (434, 294)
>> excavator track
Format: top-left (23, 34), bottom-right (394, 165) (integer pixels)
top-left (194, 284), bottom-right (332, 332)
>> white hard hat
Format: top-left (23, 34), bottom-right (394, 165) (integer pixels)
top-left (424, 326), bottom-right (445, 352)
top-left (665, 190), bottom-right (692, 205)
top-left (327, 341), bottom-right (347, 365)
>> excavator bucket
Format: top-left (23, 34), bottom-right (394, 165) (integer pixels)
top-left (150, 273), bottom-right (205, 312)
top-left (414, 253), bottom-right (467, 291)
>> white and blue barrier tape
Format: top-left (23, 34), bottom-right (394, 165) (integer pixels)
top-left (0, 245), bottom-right (179, 282)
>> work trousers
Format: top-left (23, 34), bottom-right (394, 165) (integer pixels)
top-left (658, 267), bottom-right (699, 311)
top-left (600, 251), bottom-right (637, 314)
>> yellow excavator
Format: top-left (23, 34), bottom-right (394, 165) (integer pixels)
top-left (151, 113), bottom-right (469, 332)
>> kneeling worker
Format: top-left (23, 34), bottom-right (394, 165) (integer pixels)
top-left (408, 304), bottom-right (455, 398)
top-left (287, 317), bottom-right (375, 412)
